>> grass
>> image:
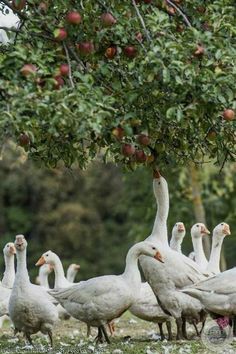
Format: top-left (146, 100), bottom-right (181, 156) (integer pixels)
top-left (0, 312), bottom-right (236, 354)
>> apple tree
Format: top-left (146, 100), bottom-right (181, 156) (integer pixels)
top-left (0, 0), bottom-right (235, 168)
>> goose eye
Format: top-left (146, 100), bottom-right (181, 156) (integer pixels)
top-left (46, 254), bottom-right (49, 257)
top-left (221, 223), bottom-right (223, 226)
top-left (7, 245), bottom-right (9, 247)
top-left (196, 224), bottom-right (199, 227)
top-left (158, 182), bottom-right (161, 185)
top-left (152, 247), bottom-right (156, 250)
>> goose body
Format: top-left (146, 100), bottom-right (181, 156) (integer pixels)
top-left (49, 241), bottom-right (163, 343)
top-left (9, 235), bottom-right (58, 345)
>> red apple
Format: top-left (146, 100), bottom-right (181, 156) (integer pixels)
top-left (121, 144), bottom-right (135, 157)
top-left (12, 0), bottom-right (26, 11)
top-left (112, 127), bottom-right (124, 140)
top-left (194, 45), bottom-right (205, 57)
top-left (54, 75), bottom-right (64, 89)
top-left (19, 133), bottom-right (30, 146)
top-left (77, 42), bottom-right (95, 55)
top-left (54, 28), bottom-right (67, 41)
top-left (20, 64), bottom-right (37, 76)
top-left (59, 64), bottom-right (69, 76)
top-left (135, 150), bottom-right (147, 162)
top-left (66, 11), bottom-right (82, 25)
top-left (105, 46), bottom-right (117, 59)
top-left (223, 109), bottom-right (235, 121)
top-left (143, 0), bottom-right (152, 3)
top-left (124, 46), bottom-right (137, 58)
top-left (101, 13), bottom-right (117, 27)
top-left (137, 134), bottom-right (150, 146)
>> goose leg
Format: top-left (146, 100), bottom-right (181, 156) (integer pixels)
top-left (48, 329), bottom-right (53, 347)
top-left (233, 316), bottom-right (236, 336)
top-left (166, 321), bottom-right (173, 341)
top-left (193, 322), bottom-right (200, 337)
top-left (158, 323), bottom-right (165, 341)
top-left (87, 325), bottom-right (91, 337)
top-left (95, 327), bottom-right (103, 344)
top-left (108, 321), bottom-right (115, 336)
top-left (176, 318), bottom-right (183, 340)
top-left (182, 318), bottom-right (188, 340)
top-left (101, 324), bottom-right (110, 344)
top-left (200, 319), bottom-right (206, 335)
top-left (25, 333), bottom-right (33, 346)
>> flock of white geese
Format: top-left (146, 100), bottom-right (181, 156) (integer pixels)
top-left (0, 170), bottom-right (234, 347)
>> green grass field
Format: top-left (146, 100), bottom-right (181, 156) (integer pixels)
top-left (0, 312), bottom-right (236, 354)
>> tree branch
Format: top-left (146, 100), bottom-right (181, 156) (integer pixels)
top-left (132, 0), bottom-right (152, 42)
top-left (66, 46), bottom-right (86, 72)
top-left (63, 42), bottom-right (75, 89)
top-left (165, 0), bottom-right (192, 27)
top-left (0, 0), bottom-right (28, 20)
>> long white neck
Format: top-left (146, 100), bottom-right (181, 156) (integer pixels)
top-left (122, 246), bottom-right (143, 294)
top-left (206, 236), bottom-right (224, 274)
top-left (66, 270), bottom-right (76, 283)
top-left (39, 271), bottom-right (50, 289)
top-left (191, 237), bottom-right (208, 269)
top-left (15, 248), bottom-right (30, 285)
top-left (170, 237), bottom-right (182, 253)
top-left (52, 256), bottom-right (69, 288)
top-left (2, 254), bottom-right (15, 288)
top-left (148, 179), bottom-right (169, 246)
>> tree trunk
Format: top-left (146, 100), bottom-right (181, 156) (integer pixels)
top-left (189, 163), bottom-right (211, 258)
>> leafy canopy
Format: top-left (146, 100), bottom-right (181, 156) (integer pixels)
top-left (0, 0), bottom-right (235, 168)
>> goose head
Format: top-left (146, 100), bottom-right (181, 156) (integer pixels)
top-left (213, 222), bottom-right (231, 239)
top-left (35, 250), bottom-right (59, 267)
top-left (67, 263), bottom-right (80, 274)
top-left (191, 223), bottom-right (210, 239)
top-left (153, 170), bottom-right (168, 199)
top-left (14, 234), bottom-right (27, 252)
top-left (172, 222), bottom-right (186, 240)
top-left (39, 263), bottom-right (54, 276)
top-left (3, 242), bottom-right (16, 257)
top-left (136, 241), bottom-right (164, 263)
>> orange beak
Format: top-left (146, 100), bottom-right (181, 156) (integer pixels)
top-left (153, 169), bottom-right (161, 179)
top-left (35, 256), bottom-right (46, 266)
top-left (10, 245), bottom-right (16, 255)
top-left (200, 226), bottom-right (210, 235)
top-left (223, 224), bottom-right (231, 236)
top-left (154, 251), bottom-right (164, 263)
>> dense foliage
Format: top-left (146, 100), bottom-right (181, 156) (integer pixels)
top-left (0, 0), bottom-right (236, 168)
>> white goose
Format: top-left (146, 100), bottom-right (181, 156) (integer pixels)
top-left (139, 170), bottom-right (207, 339)
top-left (206, 222), bottom-right (230, 274)
top-left (9, 235), bottom-right (58, 346)
top-left (129, 282), bottom-right (172, 340)
top-left (36, 251), bottom-right (72, 288)
top-left (169, 222), bottom-right (186, 253)
top-left (35, 264), bottom-right (53, 289)
top-left (66, 263), bottom-right (80, 283)
top-left (49, 241), bottom-right (164, 343)
top-left (190, 223), bottom-right (210, 270)
top-left (36, 251), bottom-right (72, 321)
top-left (0, 242), bottom-right (16, 318)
